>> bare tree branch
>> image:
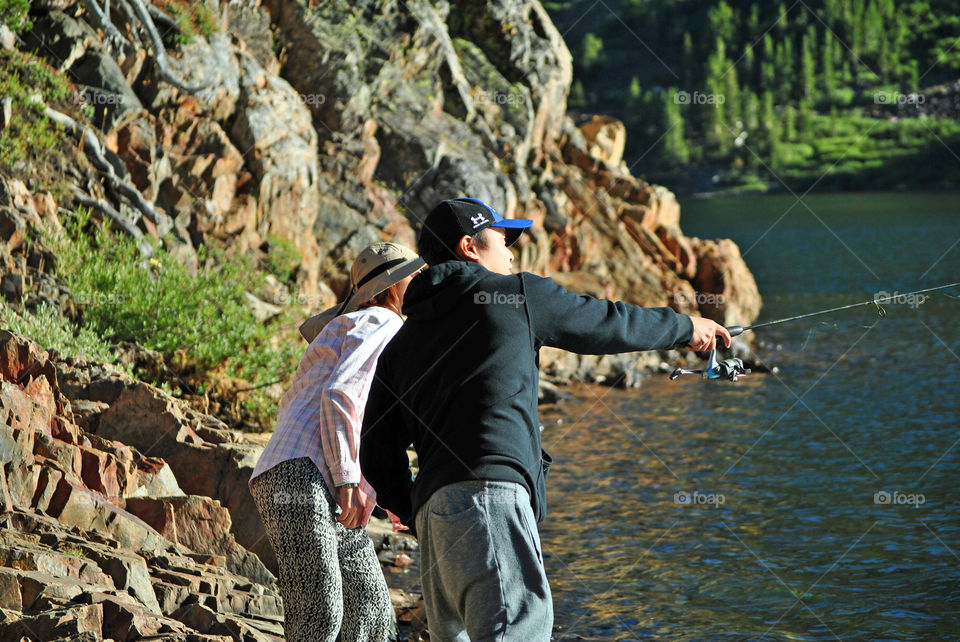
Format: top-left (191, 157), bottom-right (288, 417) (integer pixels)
top-left (82, 0), bottom-right (131, 53)
top-left (72, 189), bottom-right (155, 256)
top-left (126, 0), bottom-right (207, 93)
top-left (43, 104), bottom-right (172, 234)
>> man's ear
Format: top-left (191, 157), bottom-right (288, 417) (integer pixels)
top-left (456, 235), bottom-right (480, 261)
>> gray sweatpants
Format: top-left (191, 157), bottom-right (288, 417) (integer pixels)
top-left (250, 457), bottom-right (395, 642)
top-left (415, 480), bottom-right (553, 641)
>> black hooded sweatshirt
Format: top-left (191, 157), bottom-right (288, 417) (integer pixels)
top-left (359, 261), bottom-right (694, 529)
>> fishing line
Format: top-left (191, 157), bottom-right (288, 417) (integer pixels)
top-left (670, 280), bottom-right (960, 382)
top-left (798, 321), bottom-right (838, 351)
top-left (726, 281), bottom-right (960, 337)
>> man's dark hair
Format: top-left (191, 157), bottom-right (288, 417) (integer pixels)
top-left (418, 227), bottom-right (489, 266)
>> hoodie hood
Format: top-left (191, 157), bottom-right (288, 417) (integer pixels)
top-left (402, 261), bottom-right (491, 320)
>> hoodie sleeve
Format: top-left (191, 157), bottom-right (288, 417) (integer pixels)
top-left (360, 351), bottom-right (416, 527)
top-left (522, 273), bottom-right (694, 354)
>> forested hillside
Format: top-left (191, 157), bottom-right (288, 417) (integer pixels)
top-left (546, 0), bottom-right (960, 192)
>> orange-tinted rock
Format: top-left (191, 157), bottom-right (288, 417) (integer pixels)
top-left (691, 238), bottom-right (763, 327)
top-left (578, 115), bottom-right (627, 169)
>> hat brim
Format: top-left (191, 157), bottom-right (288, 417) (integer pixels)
top-left (492, 218), bottom-right (533, 247)
top-left (298, 256), bottom-right (425, 342)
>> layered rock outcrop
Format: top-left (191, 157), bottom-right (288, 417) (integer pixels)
top-left (0, 330), bottom-right (285, 639)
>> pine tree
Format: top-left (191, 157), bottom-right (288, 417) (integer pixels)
top-left (725, 60), bottom-right (741, 131)
top-left (761, 34), bottom-right (777, 92)
top-left (743, 44), bottom-right (756, 89)
top-left (775, 37), bottom-right (795, 103)
top-left (661, 89), bottom-right (690, 167)
top-left (783, 104), bottom-right (797, 142)
top-left (758, 90), bottom-right (780, 163)
top-left (821, 34), bottom-right (837, 98)
top-left (746, 4), bottom-right (760, 39)
top-left (797, 99), bottom-right (813, 139)
top-left (682, 32), bottom-right (695, 90)
top-left (708, 1), bottom-right (736, 46)
top-left (703, 37), bottom-right (731, 155)
top-left (801, 26), bottom-right (817, 102)
top-left (741, 89), bottom-right (759, 133)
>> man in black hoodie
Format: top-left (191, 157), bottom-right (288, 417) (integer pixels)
top-left (360, 197), bottom-right (730, 641)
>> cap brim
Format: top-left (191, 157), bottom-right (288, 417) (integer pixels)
top-left (491, 218), bottom-right (532, 247)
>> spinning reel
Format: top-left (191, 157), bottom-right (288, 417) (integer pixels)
top-left (669, 346), bottom-right (751, 382)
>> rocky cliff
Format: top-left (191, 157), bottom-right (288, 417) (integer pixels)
top-left (1, 0), bottom-right (761, 639)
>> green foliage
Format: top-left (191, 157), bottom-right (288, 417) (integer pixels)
top-left (38, 209), bottom-right (305, 426)
top-left (263, 235), bottom-right (302, 284)
top-left (50, 211), bottom-right (262, 369)
top-left (0, 0), bottom-right (31, 32)
top-left (165, 1), bottom-right (219, 45)
top-left (59, 546), bottom-right (88, 559)
top-left (579, 32), bottom-right (605, 70)
top-left (0, 50), bottom-right (74, 183)
top-left (545, 0), bottom-right (960, 192)
top-left (0, 302), bottom-right (126, 370)
top-left (661, 89), bottom-right (689, 167)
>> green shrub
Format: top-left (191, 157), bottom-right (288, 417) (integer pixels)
top-left (0, 301), bottom-right (126, 370)
top-left (165, 1), bottom-right (220, 45)
top-left (263, 235), bottom-right (302, 284)
top-left (50, 210), bottom-right (267, 370)
top-left (0, 0), bottom-right (31, 32)
top-left (776, 142), bottom-right (816, 166)
top-left (0, 50), bottom-right (74, 183)
top-left (45, 209), bottom-right (303, 427)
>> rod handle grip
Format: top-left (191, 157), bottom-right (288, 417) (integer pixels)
top-left (726, 325), bottom-right (745, 337)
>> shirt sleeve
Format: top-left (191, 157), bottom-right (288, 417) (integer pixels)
top-left (360, 350), bottom-right (415, 526)
top-left (319, 314), bottom-right (399, 487)
top-left (522, 272), bottom-right (694, 354)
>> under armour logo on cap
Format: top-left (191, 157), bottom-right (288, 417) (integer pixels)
top-left (470, 212), bottom-right (490, 228)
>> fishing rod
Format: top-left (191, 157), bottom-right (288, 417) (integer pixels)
top-left (670, 281), bottom-right (960, 382)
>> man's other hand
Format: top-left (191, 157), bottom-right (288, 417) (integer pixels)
top-left (687, 316), bottom-right (732, 352)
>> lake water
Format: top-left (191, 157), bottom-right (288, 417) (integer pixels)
top-left (539, 192), bottom-right (960, 640)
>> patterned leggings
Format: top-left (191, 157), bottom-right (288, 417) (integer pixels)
top-left (250, 457), bottom-right (395, 642)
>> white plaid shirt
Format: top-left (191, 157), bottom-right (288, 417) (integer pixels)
top-left (251, 306), bottom-right (403, 524)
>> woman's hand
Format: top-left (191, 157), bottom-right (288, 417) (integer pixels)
top-left (336, 485), bottom-right (370, 529)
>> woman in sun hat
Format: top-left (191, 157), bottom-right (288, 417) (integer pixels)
top-left (249, 241), bottom-right (425, 642)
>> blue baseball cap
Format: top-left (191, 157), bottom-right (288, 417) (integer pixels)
top-left (422, 197), bottom-right (533, 250)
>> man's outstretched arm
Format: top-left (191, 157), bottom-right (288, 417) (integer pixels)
top-left (522, 273), bottom-right (730, 353)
